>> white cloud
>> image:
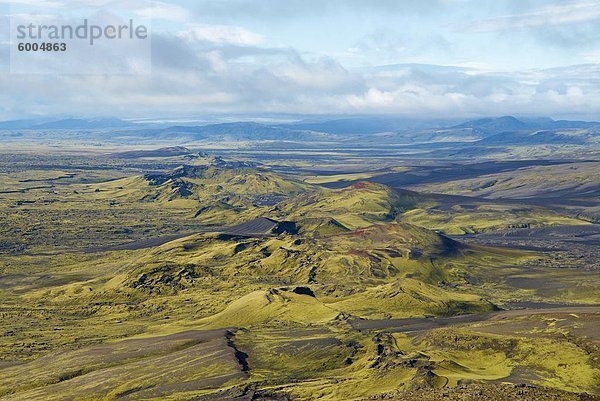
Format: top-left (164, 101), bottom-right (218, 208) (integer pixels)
top-left (135, 1), bottom-right (189, 21)
top-left (1, 6), bottom-right (600, 121)
top-left (3, 0), bottom-right (169, 12)
top-left (178, 24), bottom-right (264, 46)
top-left (0, 0), bottom-right (63, 7)
top-left (3, 55), bottom-right (600, 120)
top-left (582, 49), bottom-right (600, 63)
top-left (461, 1), bottom-right (600, 33)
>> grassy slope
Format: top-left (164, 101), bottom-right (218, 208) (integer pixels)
top-left (1, 166), bottom-right (598, 400)
top-left (91, 166), bottom-right (310, 224)
top-left (399, 205), bottom-right (589, 235)
top-left (407, 162), bottom-right (600, 200)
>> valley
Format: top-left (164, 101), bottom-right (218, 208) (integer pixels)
top-left (0, 117), bottom-right (598, 400)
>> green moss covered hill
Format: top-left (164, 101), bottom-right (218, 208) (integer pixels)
top-left (0, 163), bottom-right (598, 401)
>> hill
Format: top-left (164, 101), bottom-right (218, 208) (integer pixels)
top-left (90, 163), bottom-right (311, 224)
top-left (452, 116), bottom-right (530, 134)
top-left (126, 122), bottom-right (330, 142)
top-left (453, 116), bottom-right (600, 134)
top-left (275, 181), bottom-right (420, 230)
top-left (480, 129), bottom-right (597, 145)
top-left (1, 156), bottom-right (597, 400)
top-left (111, 146), bottom-right (194, 159)
top-left (277, 117), bottom-right (449, 135)
top-left (31, 117), bottom-right (135, 130)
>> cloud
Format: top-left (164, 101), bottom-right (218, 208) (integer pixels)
top-left (186, 0), bottom-right (452, 21)
top-left (178, 24), bottom-right (264, 46)
top-left (582, 49), bottom-right (600, 63)
top-left (135, 1), bottom-right (189, 21)
top-left (0, 0), bottom-right (63, 7)
top-left (1, 1), bottom-right (599, 120)
top-left (461, 1), bottom-right (600, 33)
top-left (2, 52), bottom-right (600, 120)
top-left (4, 0), bottom-right (174, 18)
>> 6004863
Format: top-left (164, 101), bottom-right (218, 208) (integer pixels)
top-left (17, 43), bottom-right (67, 52)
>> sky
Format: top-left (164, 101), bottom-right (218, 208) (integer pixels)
top-left (0, 0), bottom-right (599, 120)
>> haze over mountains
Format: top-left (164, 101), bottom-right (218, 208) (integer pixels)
top-left (1, 115), bottom-right (598, 131)
top-left (0, 117), bottom-right (135, 130)
top-left (0, 116), bottom-right (597, 148)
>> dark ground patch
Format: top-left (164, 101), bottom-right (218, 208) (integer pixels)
top-left (375, 383), bottom-right (600, 401)
top-left (350, 307), bottom-right (600, 334)
top-left (322, 160), bottom-right (581, 189)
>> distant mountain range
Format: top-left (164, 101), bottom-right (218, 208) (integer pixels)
top-left (119, 115), bottom-right (600, 148)
top-left (452, 116), bottom-right (530, 133)
top-left (111, 146), bottom-right (194, 159)
top-left (0, 116), bottom-right (598, 147)
top-left (453, 116), bottom-right (600, 134)
top-left (275, 117), bottom-right (454, 135)
top-left (479, 130), bottom-right (592, 146)
top-left (0, 118), bottom-right (135, 130)
top-left (119, 122), bottom-right (330, 142)
top-left (448, 116), bottom-right (599, 146)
